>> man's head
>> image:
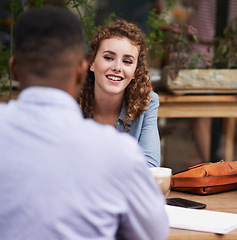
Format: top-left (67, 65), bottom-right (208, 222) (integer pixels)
top-left (10, 7), bottom-right (88, 97)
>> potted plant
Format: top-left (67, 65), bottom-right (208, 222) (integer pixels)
top-left (146, 5), bottom-right (237, 95)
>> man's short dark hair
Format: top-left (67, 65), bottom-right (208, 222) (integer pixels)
top-left (14, 7), bottom-right (84, 77)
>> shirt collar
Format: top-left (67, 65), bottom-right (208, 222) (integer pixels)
top-left (18, 86), bottom-right (81, 112)
top-left (118, 100), bottom-right (132, 126)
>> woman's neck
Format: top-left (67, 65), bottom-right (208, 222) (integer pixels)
top-left (93, 92), bottom-right (124, 126)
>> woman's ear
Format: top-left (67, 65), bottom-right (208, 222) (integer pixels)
top-left (90, 62), bottom-right (95, 72)
top-left (9, 56), bottom-right (17, 81)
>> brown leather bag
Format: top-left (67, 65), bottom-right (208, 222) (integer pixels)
top-left (171, 161), bottom-right (237, 195)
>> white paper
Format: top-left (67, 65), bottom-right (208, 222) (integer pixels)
top-left (165, 205), bottom-right (237, 234)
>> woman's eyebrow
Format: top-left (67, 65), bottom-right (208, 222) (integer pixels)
top-left (124, 54), bottom-right (135, 60)
top-left (103, 50), bottom-right (116, 55)
top-left (103, 50), bottom-right (135, 60)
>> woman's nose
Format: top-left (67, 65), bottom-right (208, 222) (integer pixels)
top-left (112, 62), bottom-right (121, 72)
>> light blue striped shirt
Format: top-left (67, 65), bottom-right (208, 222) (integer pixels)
top-left (0, 87), bottom-right (168, 240)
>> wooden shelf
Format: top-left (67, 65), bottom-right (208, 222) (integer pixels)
top-left (0, 90), bottom-right (19, 102)
top-left (158, 91), bottom-right (237, 118)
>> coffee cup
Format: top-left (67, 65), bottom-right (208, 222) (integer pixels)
top-left (149, 167), bottom-right (172, 197)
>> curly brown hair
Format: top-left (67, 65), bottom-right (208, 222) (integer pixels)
top-left (78, 18), bottom-right (153, 130)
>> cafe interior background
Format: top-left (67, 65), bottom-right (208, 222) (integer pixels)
top-left (1, 0), bottom-right (237, 174)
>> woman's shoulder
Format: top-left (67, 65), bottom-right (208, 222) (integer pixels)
top-left (148, 91), bottom-right (159, 106)
top-left (149, 91), bottom-right (159, 100)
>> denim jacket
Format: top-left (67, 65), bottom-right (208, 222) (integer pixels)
top-left (115, 91), bottom-right (160, 167)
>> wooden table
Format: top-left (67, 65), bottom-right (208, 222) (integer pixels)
top-left (167, 190), bottom-right (237, 240)
top-left (157, 92), bottom-right (237, 162)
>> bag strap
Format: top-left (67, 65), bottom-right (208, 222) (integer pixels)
top-left (172, 174), bottom-right (237, 188)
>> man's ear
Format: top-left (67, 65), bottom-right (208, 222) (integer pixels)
top-left (9, 56), bottom-right (18, 81)
top-left (76, 59), bottom-right (88, 86)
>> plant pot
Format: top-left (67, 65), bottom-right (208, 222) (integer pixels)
top-left (161, 66), bottom-right (237, 95)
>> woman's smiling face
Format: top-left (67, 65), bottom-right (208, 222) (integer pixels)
top-left (90, 37), bottom-right (139, 97)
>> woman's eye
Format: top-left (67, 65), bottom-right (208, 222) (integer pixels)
top-left (123, 60), bottom-right (132, 64)
top-left (104, 56), bottom-right (113, 61)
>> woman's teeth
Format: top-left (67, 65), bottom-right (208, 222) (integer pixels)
top-left (107, 75), bottom-right (122, 81)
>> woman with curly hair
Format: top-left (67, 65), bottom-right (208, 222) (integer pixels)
top-left (78, 19), bottom-right (160, 167)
